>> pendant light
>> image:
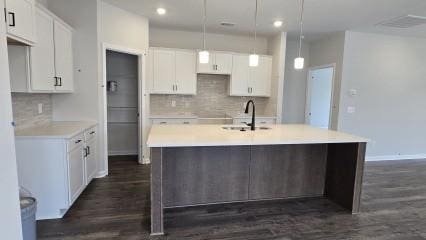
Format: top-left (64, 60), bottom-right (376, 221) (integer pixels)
top-left (249, 0), bottom-right (259, 67)
top-left (199, 0), bottom-right (209, 64)
top-left (294, 0), bottom-right (305, 70)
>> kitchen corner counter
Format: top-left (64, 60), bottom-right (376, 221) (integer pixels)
top-left (15, 121), bottom-right (98, 139)
top-left (147, 124), bottom-right (369, 148)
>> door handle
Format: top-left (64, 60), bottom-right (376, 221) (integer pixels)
top-left (8, 12), bottom-right (15, 27)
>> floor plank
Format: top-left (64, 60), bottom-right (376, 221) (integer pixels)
top-left (38, 157), bottom-right (426, 240)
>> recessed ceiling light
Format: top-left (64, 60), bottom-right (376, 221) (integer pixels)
top-left (157, 8), bottom-right (166, 15)
top-left (273, 20), bottom-right (283, 27)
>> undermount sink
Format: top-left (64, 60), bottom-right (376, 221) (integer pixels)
top-left (222, 126), bottom-right (271, 131)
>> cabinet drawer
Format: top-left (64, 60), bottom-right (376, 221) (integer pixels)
top-left (85, 126), bottom-right (97, 142)
top-left (151, 118), bottom-right (198, 125)
top-left (67, 133), bottom-right (84, 152)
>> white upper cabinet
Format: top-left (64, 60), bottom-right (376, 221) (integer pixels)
top-left (197, 51), bottom-right (232, 75)
top-left (30, 8), bottom-right (55, 91)
top-left (8, 6), bottom-right (74, 93)
top-left (150, 48), bottom-right (197, 95)
top-left (249, 56), bottom-right (272, 97)
top-left (4, 0), bottom-right (36, 45)
top-left (175, 50), bottom-right (197, 95)
top-left (230, 54), bottom-right (272, 97)
top-left (53, 21), bottom-right (74, 92)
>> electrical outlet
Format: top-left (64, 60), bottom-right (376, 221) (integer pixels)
top-left (347, 106), bottom-right (355, 114)
top-left (171, 100), bottom-right (176, 107)
top-left (38, 103), bottom-right (43, 114)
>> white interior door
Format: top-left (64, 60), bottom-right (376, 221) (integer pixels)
top-left (53, 21), bottom-right (73, 92)
top-left (306, 67), bottom-right (334, 129)
top-left (30, 8), bottom-right (55, 91)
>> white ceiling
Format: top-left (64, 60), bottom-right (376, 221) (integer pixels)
top-left (102, 0), bottom-right (426, 40)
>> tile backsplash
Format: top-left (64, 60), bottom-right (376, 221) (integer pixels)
top-left (150, 74), bottom-right (274, 118)
top-left (11, 93), bottom-right (52, 130)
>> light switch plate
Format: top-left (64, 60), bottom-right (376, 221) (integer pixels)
top-left (349, 89), bottom-right (357, 97)
top-left (347, 106), bottom-right (356, 114)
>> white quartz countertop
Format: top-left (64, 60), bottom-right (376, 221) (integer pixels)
top-left (147, 124), bottom-right (369, 147)
top-left (15, 121), bottom-right (97, 139)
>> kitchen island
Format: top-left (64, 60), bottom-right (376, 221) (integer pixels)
top-left (147, 124), bottom-right (369, 235)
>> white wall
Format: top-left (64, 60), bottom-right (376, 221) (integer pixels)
top-left (339, 31), bottom-right (426, 159)
top-left (309, 32), bottom-right (346, 130)
top-left (282, 40), bottom-right (310, 124)
top-left (98, 1), bottom-right (150, 166)
top-left (48, 0), bottom-right (99, 122)
top-left (0, 0), bottom-right (23, 238)
top-left (150, 28), bottom-right (269, 54)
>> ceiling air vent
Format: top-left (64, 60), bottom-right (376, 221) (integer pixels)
top-left (377, 15), bottom-right (426, 28)
top-left (220, 22), bottom-right (236, 27)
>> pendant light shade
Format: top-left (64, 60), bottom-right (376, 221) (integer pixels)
top-left (199, 50), bottom-right (209, 64)
top-left (294, 0), bottom-right (305, 70)
top-left (294, 57), bottom-right (304, 70)
top-left (199, 0), bottom-right (209, 64)
top-left (250, 0), bottom-right (259, 67)
top-left (249, 54), bottom-right (259, 67)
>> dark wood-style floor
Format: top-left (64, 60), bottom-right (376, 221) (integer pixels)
top-left (38, 156), bottom-right (426, 240)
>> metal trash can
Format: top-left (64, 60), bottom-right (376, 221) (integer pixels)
top-left (20, 197), bottom-right (37, 240)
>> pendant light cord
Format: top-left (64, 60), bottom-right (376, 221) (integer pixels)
top-left (203, 0), bottom-right (207, 50)
top-left (253, 0), bottom-right (258, 54)
top-left (298, 0), bottom-right (305, 57)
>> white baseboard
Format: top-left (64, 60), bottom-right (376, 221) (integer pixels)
top-left (95, 170), bottom-right (107, 178)
top-left (108, 151), bottom-right (138, 156)
top-left (366, 154), bottom-right (426, 162)
top-left (141, 156), bottom-right (150, 165)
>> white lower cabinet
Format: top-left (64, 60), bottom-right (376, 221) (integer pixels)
top-left (68, 140), bottom-right (85, 204)
top-left (232, 117), bottom-right (276, 125)
top-left (151, 117), bottom-right (198, 125)
top-left (85, 128), bottom-right (98, 185)
top-left (15, 124), bottom-right (98, 220)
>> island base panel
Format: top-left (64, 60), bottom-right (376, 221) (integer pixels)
top-left (150, 143), bottom-right (366, 234)
top-left (150, 148), bottom-right (164, 235)
top-left (325, 142), bottom-right (367, 213)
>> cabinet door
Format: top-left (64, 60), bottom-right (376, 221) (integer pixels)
top-left (30, 8), bottom-right (55, 91)
top-left (214, 52), bottom-right (233, 74)
top-left (68, 144), bottom-right (85, 204)
top-left (85, 138), bottom-right (97, 185)
top-left (230, 55), bottom-right (250, 96)
top-left (53, 21), bottom-right (74, 92)
top-left (249, 56), bottom-right (272, 97)
top-left (196, 51), bottom-right (215, 74)
top-left (152, 49), bottom-right (175, 94)
top-left (175, 51), bottom-right (196, 95)
top-left (5, 0), bottom-right (36, 44)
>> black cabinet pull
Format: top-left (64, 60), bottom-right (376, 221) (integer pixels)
top-left (90, 131), bottom-right (95, 135)
top-left (8, 12), bottom-right (15, 27)
top-left (75, 139), bottom-right (82, 144)
top-left (59, 77), bottom-right (62, 86)
top-left (54, 77), bottom-right (59, 86)
top-left (84, 147), bottom-right (88, 157)
top-left (87, 146), bottom-right (90, 155)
